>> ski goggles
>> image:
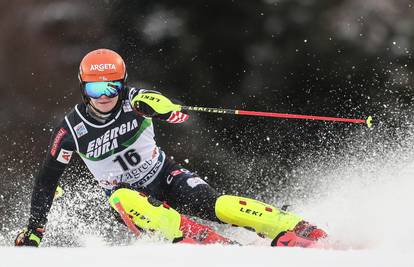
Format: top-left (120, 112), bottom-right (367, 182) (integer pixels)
top-left (83, 81), bottom-right (123, 99)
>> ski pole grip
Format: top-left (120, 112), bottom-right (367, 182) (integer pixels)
top-left (366, 116), bottom-right (373, 128)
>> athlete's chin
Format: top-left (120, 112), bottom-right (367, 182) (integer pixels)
top-left (95, 103), bottom-right (117, 113)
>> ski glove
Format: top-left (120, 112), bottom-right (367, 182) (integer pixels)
top-left (15, 227), bottom-right (44, 247)
top-left (130, 89), bottom-right (189, 123)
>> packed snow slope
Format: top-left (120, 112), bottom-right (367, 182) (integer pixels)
top-left (1, 244), bottom-right (412, 267)
top-left (2, 137), bottom-right (414, 267)
top-left (2, 121), bottom-right (414, 266)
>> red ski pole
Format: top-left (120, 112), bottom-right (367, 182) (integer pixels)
top-left (181, 106), bottom-right (373, 128)
top-left (112, 197), bottom-right (141, 237)
top-left (134, 92), bottom-right (373, 127)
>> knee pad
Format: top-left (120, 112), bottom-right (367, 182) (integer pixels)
top-left (214, 195), bottom-right (302, 239)
top-left (109, 188), bottom-right (183, 241)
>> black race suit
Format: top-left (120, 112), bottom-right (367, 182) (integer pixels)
top-left (28, 87), bottom-right (220, 230)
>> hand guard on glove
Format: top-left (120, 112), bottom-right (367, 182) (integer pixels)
top-left (130, 89), bottom-right (189, 123)
top-left (131, 89), bottom-right (160, 117)
top-left (15, 227), bottom-right (44, 247)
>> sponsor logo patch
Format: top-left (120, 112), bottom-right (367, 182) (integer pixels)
top-left (240, 207), bottom-right (263, 217)
top-left (123, 101), bottom-right (133, 113)
top-left (86, 119), bottom-right (138, 158)
top-left (187, 177), bottom-right (207, 188)
top-left (170, 169), bottom-right (184, 177)
top-left (57, 149), bottom-right (73, 164)
top-left (166, 175), bottom-right (174, 184)
top-left (167, 168), bottom-right (190, 184)
top-left (90, 64), bottom-right (116, 72)
top-left (74, 122), bottom-right (88, 138)
top-left (50, 128), bottom-right (67, 157)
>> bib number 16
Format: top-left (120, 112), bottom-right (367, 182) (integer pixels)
top-left (113, 149), bottom-right (141, 171)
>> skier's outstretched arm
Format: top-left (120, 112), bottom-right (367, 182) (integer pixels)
top-left (129, 88), bottom-right (189, 123)
top-left (15, 122), bottom-right (75, 247)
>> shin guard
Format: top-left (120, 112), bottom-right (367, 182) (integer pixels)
top-left (109, 188), bottom-right (183, 241)
top-left (215, 195), bottom-right (302, 239)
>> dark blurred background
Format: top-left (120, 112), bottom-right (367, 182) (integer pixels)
top-left (1, 0), bottom-right (414, 242)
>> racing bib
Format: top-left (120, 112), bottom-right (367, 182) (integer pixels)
top-left (64, 102), bottom-right (165, 189)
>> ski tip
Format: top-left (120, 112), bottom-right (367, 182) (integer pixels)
top-left (366, 116), bottom-right (373, 128)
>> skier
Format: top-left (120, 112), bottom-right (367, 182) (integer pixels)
top-left (15, 48), bottom-right (327, 247)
